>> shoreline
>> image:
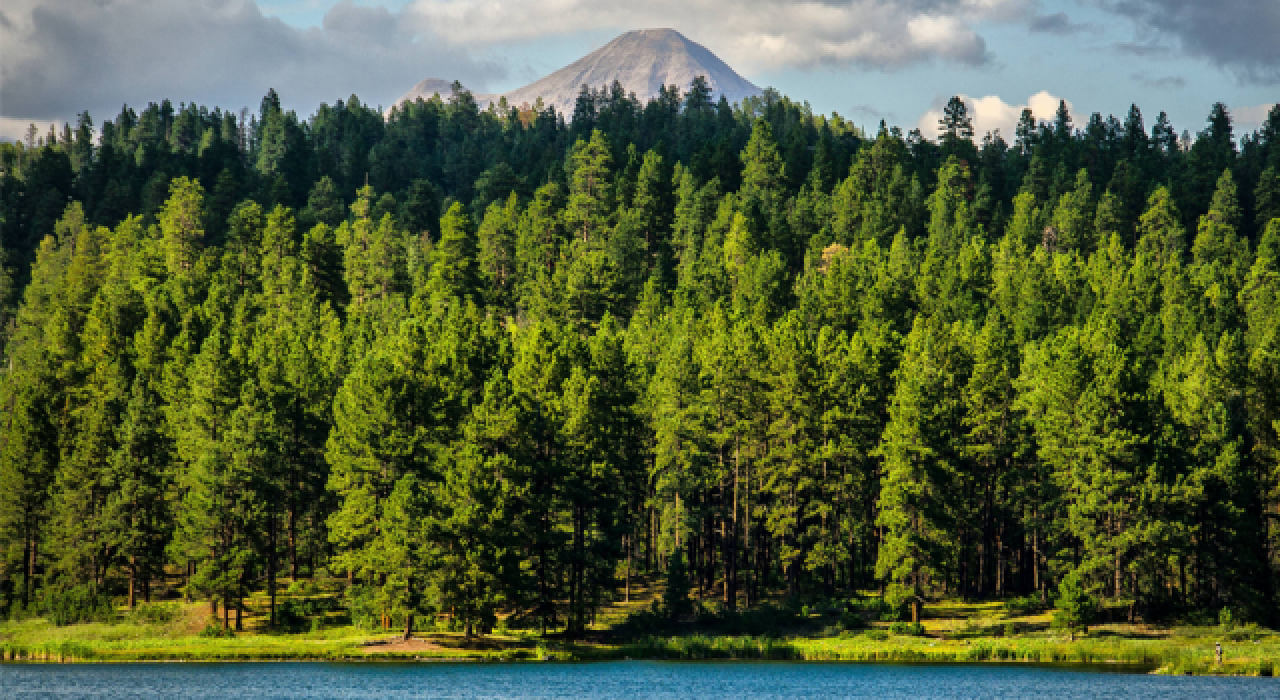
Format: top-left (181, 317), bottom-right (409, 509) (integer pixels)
top-left (1, 636), bottom-right (1273, 676)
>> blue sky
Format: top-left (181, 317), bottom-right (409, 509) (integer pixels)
top-left (2, 0), bottom-right (1276, 141)
top-left (255, 0), bottom-right (1278, 136)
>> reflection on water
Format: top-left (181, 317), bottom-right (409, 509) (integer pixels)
top-left (1, 660), bottom-right (1276, 699)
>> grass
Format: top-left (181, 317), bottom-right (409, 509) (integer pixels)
top-left (1, 580), bottom-right (1278, 676)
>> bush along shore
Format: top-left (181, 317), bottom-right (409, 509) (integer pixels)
top-left (1, 583), bottom-right (1277, 676)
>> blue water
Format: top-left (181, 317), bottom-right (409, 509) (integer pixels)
top-left (1, 661), bottom-right (1276, 698)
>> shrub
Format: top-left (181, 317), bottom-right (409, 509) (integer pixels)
top-left (345, 586), bottom-right (379, 630)
top-left (662, 551), bottom-right (694, 620)
top-left (1003, 621), bottom-right (1018, 637)
top-left (198, 619), bottom-right (235, 638)
top-left (42, 586), bottom-right (115, 626)
top-left (1003, 594), bottom-right (1048, 616)
top-left (1051, 572), bottom-right (1097, 640)
top-left (839, 612), bottom-right (865, 630)
top-left (1224, 623), bottom-right (1260, 642)
top-left (131, 602), bottom-right (179, 625)
top-left (286, 580), bottom-right (315, 596)
top-left (865, 629), bottom-right (889, 641)
top-left (275, 599), bottom-right (310, 631)
top-left (888, 621), bottom-right (925, 636)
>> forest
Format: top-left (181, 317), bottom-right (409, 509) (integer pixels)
top-left (1, 79), bottom-right (1279, 639)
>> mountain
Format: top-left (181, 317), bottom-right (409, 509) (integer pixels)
top-left (398, 78), bottom-right (459, 105)
top-left (395, 29), bottom-right (762, 117)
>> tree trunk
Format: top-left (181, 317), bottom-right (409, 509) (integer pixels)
top-left (1033, 529), bottom-right (1043, 602)
top-left (727, 443), bottom-right (740, 610)
top-left (269, 514), bottom-right (277, 628)
top-left (26, 534), bottom-right (37, 607)
top-left (128, 556), bottom-right (137, 609)
top-left (646, 504), bottom-right (654, 574)
top-left (403, 613), bottom-right (415, 641)
top-left (289, 504), bottom-right (298, 579)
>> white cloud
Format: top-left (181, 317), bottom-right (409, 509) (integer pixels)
top-left (0, 117), bottom-right (59, 144)
top-left (916, 90), bottom-right (1072, 140)
top-left (402, 0), bottom-right (1035, 71)
top-left (0, 0), bottom-right (499, 131)
top-left (1233, 102), bottom-right (1278, 135)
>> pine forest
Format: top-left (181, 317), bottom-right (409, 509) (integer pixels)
top-left (2, 81), bottom-right (1280, 638)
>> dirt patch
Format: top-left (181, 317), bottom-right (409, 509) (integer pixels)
top-left (363, 634), bottom-right (525, 654)
top-left (364, 637), bottom-right (454, 654)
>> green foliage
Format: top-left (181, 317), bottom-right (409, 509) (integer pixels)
top-left (1003, 595), bottom-right (1049, 616)
top-left (2, 84), bottom-right (1279, 640)
top-left (198, 619), bottom-right (236, 638)
top-left (1053, 573), bottom-right (1098, 638)
top-left (40, 586), bottom-right (116, 626)
top-left (888, 621), bottom-right (926, 636)
top-left (130, 603), bottom-right (179, 625)
top-left (663, 550), bottom-right (694, 621)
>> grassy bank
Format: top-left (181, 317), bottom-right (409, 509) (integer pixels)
top-left (2, 586), bottom-right (1278, 676)
top-left (3, 610), bottom-right (1278, 676)
top-left (602, 633), bottom-right (1278, 676)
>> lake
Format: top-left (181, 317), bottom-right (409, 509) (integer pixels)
top-left (2, 661), bottom-right (1276, 698)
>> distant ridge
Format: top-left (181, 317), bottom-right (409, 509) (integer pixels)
top-left (395, 29), bottom-right (762, 117)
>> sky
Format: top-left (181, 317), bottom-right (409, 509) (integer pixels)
top-left (1, 0), bottom-right (1277, 143)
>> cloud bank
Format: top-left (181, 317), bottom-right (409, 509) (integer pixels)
top-left (0, 0), bottom-right (498, 137)
top-left (916, 91), bottom-right (1072, 140)
top-left (1234, 102), bottom-right (1279, 135)
top-left (1099, 0), bottom-right (1280, 83)
top-left (401, 0), bottom-right (1037, 72)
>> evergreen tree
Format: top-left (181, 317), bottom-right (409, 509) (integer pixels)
top-left (1053, 571), bottom-right (1097, 640)
top-left (875, 315), bottom-right (970, 622)
top-left (157, 177), bottom-right (205, 278)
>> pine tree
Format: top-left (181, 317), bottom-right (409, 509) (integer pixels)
top-left (1050, 169), bottom-right (1096, 254)
top-left (1190, 170), bottom-right (1250, 340)
top-left (157, 177), bottom-right (205, 277)
top-left (662, 547), bottom-right (694, 620)
top-left (1136, 186), bottom-right (1186, 265)
top-left (564, 130), bottom-right (614, 243)
top-left (961, 312), bottom-right (1020, 596)
top-left (426, 202), bottom-right (479, 303)
top-left (423, 444), bottom-right (514, 638)
top-left (938, 96), bottom-right (975, 156)
top-left (340, 185), bottom-right (407, 317)
top-left (104, 308), bottom-right (173, 608)
top-left (1255, 168), bottom-right (1280, 235)
top-left (1017, 319), bottom-right (1146, 603)
top-left (875, 315), bottom-right (970, 622)
top-left (477, 194), bottom-right (519, 309)
top-left (301, 176), bottom-right (345, 230)
top-left (1053, 571), bottom-right (1097, 640)
top-left (171, 315), bottom-right (246, 627)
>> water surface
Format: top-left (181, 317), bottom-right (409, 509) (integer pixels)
top-left (2, 660), bottom-right (1275, 698)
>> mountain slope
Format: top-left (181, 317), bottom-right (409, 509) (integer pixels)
top-left (395, 29), bottom-right (761, 116)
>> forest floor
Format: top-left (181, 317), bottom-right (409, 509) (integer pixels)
top-left (1, 577), bottom-right (1277, 676)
